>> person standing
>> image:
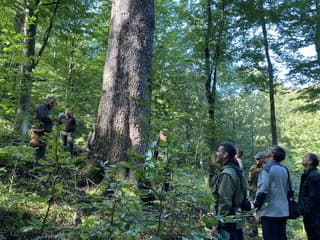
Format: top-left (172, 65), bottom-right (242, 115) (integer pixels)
top-left (248, 152), bottom-right (267, 201)
top-left (60, 108), bottom-right (76, 155)
top-left (33, 96), bottom-right (57, 161)
top-left (254, 145), bottom-right (291, 240)
top-left (210, 142), bottom-right (245, 240)
top-left (298, 153), bottom-right (320, 240)
top-left (243, 151), bottom-right (267, 239)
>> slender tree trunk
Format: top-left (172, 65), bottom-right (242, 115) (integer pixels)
top-left (205, 0), bottom-right (226, 149)
top-left (260, 2), bottom-right (278, 145)
top-left (95, 0), bottom-right (154, 166)
top-left (16, 0), bottom-right (60, 135)
top-left (315, 0), bottom-right (320, 61)
top-left (17, 0), bottom-right (40, 135)
top-left (66, 38), bottom-right (76, 102)
top-left (205, 0), bottom-right (213, 119)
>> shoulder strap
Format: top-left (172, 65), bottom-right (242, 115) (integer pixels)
top-left (228, 163), bottom-right (246, 198)
top-left (283, 166), bottom-right (293, 192)
top-left (282, 166), bottom-right (295, 200)
top-left (219, 165), bottom-right (241, 215)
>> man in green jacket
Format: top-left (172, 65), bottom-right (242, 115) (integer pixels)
top-left (209, 142), bottom-right (245, 240)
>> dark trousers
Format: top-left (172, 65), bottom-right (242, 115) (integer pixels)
top-left (261, 216), bottom-right (287, 240)
top-left (62, 134), bottom-right (74, 155)
top-left (218, 224), bottom-right (244, 240)
top-left (304, 215), bottom-right (320, 240)
top-left (35, 144), bottom-right (46, 161)
top-left (228, 229), bottom-right (243, 240)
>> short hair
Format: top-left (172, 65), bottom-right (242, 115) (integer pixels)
top-left (46, 96), bottom-right (57, 105)
top-left (220, 142), bottom-right (236, 159)
top-left (236, 146), bottom-right (243, 158)
top-left (307, 153), bottom-right (319, 167)
top-left (270, 145), bottom-right (286, 162)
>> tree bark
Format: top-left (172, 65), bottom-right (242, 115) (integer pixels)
top-left (259, 0), bottom-right (278, 145)
top-left (17, 0), bottom-right (40, 135)
top-left (66, 37), bottom-right (76, 102)
top-left (16, 0), bottom-right (60, 135)
top-left (316, 0), bottom-right (320, 61)
top-left (205, 0), bottom-right (226, 149)
top-left (94, 0), bottom-right (155, 166)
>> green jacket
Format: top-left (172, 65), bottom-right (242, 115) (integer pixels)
top-left (210, 163), bottom-right (244, 229)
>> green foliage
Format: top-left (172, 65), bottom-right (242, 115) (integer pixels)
top-left (0, 0), bottom-right (318, 239)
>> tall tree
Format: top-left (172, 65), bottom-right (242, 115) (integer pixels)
top-left (16, 0), bottom-right (60, 135)
top-left (232, 0), bottom-right (281, 145)
top-left (258, 0), bottom-right (278, 145)
top-left (94, 0), bottom-right (155, 167)
top-left (205, 0), bottom-right (228, 148)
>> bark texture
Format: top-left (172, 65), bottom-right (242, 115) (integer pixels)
top-left (95, 0), bottom-right (155, 164)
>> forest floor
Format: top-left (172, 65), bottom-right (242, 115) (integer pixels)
top-left (0, 136), bottom-right (308, 239)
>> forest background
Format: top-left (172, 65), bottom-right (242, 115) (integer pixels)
top-left (0, 0), bottom-right (319, 239)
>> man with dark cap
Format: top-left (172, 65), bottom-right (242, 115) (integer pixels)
top-left (248, 152), bottom-right (267, 200)
top-left (32, 96), bottom-right (57, 161)
top-left (243, 151), bottom-right (267, 239)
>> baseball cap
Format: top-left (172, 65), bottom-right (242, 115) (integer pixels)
top-left (254, 152), bottom-right (266, 159)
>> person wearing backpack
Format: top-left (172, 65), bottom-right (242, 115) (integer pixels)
top-left (298, 153), bottom-right (320, 240)
top-left (209, 142), bottom-right (245, 240)
top-left (254, 145), bottom-right (292, 240)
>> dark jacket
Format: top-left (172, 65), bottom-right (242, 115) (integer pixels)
top-left (63, 116), bottom-right (76, 133)
top-left (36, 103), bottom-right (53, 132)
top-left (298, 167), bottom-right (320, 216)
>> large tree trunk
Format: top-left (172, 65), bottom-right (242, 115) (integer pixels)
top-left (95, 0), bottom-right (155, 166)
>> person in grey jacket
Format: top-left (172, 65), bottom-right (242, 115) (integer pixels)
top-left (254, 145), bottom-right (292, 240)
